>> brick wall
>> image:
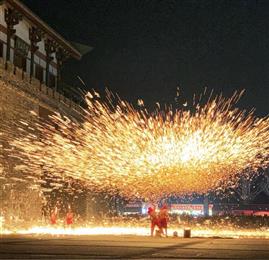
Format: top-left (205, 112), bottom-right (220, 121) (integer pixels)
top-left (0, 57), bottom-right (83, 227)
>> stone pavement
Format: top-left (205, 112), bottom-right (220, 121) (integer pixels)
top-left (1, 235), bottom-right (269, 259)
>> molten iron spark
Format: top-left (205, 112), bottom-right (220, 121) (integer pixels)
top-left (2, 225), bottom-right (269, 239)
top-left (7, 90), bottom-right (269, 199)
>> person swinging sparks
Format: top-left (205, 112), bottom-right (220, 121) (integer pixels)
top-left (148, 207), bottom-right (163, 237)
top-left (50, 206), bottom-right (58, 225)
top-left (159, 204), bottom-right (169, 237)
top-left (66, 205), bottom-right (74, 226)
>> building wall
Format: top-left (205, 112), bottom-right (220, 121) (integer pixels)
top-left (0, 58), bottom-right (82, 227)
top-left (0, 1), bottom-right (82, 227)
top-left (0, 3), bottom-right (57, 79)
top-left (0, 5), bottom-right (5, 25)
top-left (0, 77), bottom-right (43, 225)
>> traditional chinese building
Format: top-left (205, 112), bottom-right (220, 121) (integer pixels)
top-left (0, 0), bottom-right (90, 227)
top-left (0, 0), bottom-right (82, 90)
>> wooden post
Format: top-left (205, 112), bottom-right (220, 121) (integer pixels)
top-left (203, 195), bottom-right (209, 217)
top-left (4, 8), bottom-right (22, 64)
top-left (56, 48), bottom-right (69, 92)
top-left (44, 39), bottom-right (56, 87)
top-left (29, 27), bottom-right (43, 79)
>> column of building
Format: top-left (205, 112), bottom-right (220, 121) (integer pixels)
top-left (29, 26), bottom-right (43, 80)
top-left (55, 47), bottom-right (69, 91)
top-left (44, 39), bottom-right (56, 87)
top-left (4, 8), bottom-right (22, 65)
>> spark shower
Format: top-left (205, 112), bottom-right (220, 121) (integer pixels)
top-left (6, 89), bottom-right (269, 200)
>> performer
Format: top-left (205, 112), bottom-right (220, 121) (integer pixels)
top-left (148, 207), bottom-right (162, 237)
top-left (159, 204), bottom-right (169, 237)
top-left (66, 207), bottom-right (74, 226)
top-left (50, 206), bottom-right (58, 225)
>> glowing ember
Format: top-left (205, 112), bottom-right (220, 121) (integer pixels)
top-left (2, 225), bottom-right (269, 239)
top-left (7, 90), bottom-right (269, 199)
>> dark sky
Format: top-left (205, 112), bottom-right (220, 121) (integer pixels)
top-left (22, 0), bottom-right (269, 116)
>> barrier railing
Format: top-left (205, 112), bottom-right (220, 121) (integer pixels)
top-left (0, 57), bottom-right (83, 117)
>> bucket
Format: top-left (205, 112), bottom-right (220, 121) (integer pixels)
top-left (183, 228), bottom-right (191, 238)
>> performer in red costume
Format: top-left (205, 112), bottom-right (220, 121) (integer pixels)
top-left (66, 207), bottom-right (74, 226)
top-left (159, 204), bottom-right (169, 237)
top-left (148, 207), bottom-right (162, 237)
top-left (50, 206), bottom-right (58, 225)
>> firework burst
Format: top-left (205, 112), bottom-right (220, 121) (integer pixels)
top-left (8, 90), bottom-right (269, 200)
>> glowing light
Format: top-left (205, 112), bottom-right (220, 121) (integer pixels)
top-left (6, 89), bottom-right (269, 199)
top-left (1, 225), bottom-right (268, 239)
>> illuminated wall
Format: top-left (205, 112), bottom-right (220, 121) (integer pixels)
top-left (170, 204), bottom-right (213, 216)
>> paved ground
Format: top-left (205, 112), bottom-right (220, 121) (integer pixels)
top-left (1, 235), bottom-right (269, 259)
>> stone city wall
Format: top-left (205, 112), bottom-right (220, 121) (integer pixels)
top-left (0, 57), bottom-right (83, 227)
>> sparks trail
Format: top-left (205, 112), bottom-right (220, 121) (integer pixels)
top-left (9, 90), bottom-right (269, 199)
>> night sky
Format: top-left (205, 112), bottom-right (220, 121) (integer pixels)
top-left (21, 0), bottom-right (268, 116)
